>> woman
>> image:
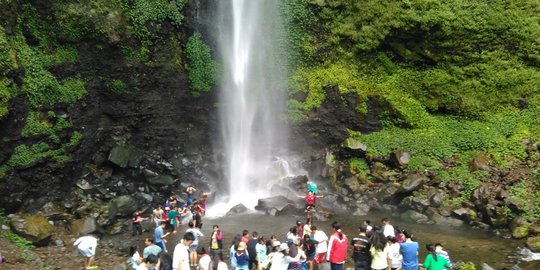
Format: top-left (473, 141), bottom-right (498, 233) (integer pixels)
top-left (167, 206), bottom-right (179, 233)
top-left (327, 222), bottom-right (348, 270)
top-left (301, 234), bottom-right (317, 270)
top-left (303, 218), bottom-right (313, 238)
top-left (387, 236), bottom-right (402, 270)
top-left (423, 244), bottom-right (451, 270)
top-left (229, 234), bottom-right (242, 269)
top-left (369, 231), bottom-right (390, 270)
top-left (198, 247), bottom-right (212, 270)
top-left (235, 242), bottom-right (249, 270)
top-left (270, 243), bottom-right (300, 270)
top-left (128, 246), bottom-right (140, 270)
top-left (256, 236), bottom-right (268, 268)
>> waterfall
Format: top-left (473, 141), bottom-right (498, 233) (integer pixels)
top-left (209, 0), bottom-right (287, 215)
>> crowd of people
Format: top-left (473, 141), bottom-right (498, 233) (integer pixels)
top-left (73, 183), bottom-right (454, 270)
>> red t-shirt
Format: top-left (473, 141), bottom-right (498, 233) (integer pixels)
top-left (305, 194), bottom-right (317, 205)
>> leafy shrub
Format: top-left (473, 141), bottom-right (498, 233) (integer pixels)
top-left (185, 32), bottom-right (218, 96)
top-left (127, 0), bottom-right (187, 44)
top-left (110, 79), bottom-right (128, 94)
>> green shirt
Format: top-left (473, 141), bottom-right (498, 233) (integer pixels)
top-left (423, 254), bottom-right (451, 270)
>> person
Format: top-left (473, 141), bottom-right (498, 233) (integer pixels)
top-left (298, 191), bottom-right (323, 212)
top-left (155, 221), bottom-right (171, 252)
top-left (186, 221), bottom-right (204, 266)
top-left (351, 225), bottom-right (370, 270)
top-left (133, 210), bottom-right (147, 236)
top-left (74, 235), bottom-right (99, 270)
top-left (246, 232), bottom-right (259, 270)
top-left (186, 186), bottom-right (197, 206)
top-left (423, 244), bottom-right (451, 270)
top-left (210, 224), bottom-right (224, 260)
top-left (369, 231), bottom-right (390, 270)
top-left (129, 246), bottom-right (141, 270)
top-left (387, 236), bottom-right (402, 270)
top-left (166, 195), bottom-right (178, 209)
top-left (400, 231), bottom-right (419, 270)
top-left (311, 225), bottom-right (328, 264)
top-left (153, 206), bottom-right (165, 227)
top-left (363, 221), bottom-right (372, 235)
top-left (295, 221), bottom-right (304, 241)
top-left (326, 222), bottom-right (348, 270)
top-left (435, 243), bottom-right (452, 270)
top-left (138, 254), bottom-right (159, 270)
top-left (286, 227), bottom-right (298, 243)
top-left (395, 229), bottom-right (405, 244)
top-left (256, 236), bottom-right (268, 269)
top-left (168, 206), bottom-right (180, 233)
top-left (173, 232), bottom-right (195, 270)
top-left (200, 193), bottom-right (210, 216)
top-left (235, 242), bottom-right (250, 270)
top-left (269, 243), bottom-right (300, 270)
top-left (143, 238), bottom-right (162, 259)
top-left (198, 247), bottom-right (212, 270)
top-left (307, 181), bottom-right (318, 195)
top-left (241, 230), bottom-right (250, 243)
top-left (303, 218), bottom-right (313, 238)
top-left (192, 200), bottom-right (204, 228)
top-left (156, 252), bottom-right (174, 270)
top-left (261, 241), bottom-right (280, 270)
top-left (302, 234), bottom-right (318, 270)
top-left (230, 234), bottom-right (243, 269)
top-left (211, 255), bottom-right (229, 270)
top-left (382, 218), bottom-right (395, 238)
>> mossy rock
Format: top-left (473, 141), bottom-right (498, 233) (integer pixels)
top-left (147, 175), bottom-right (174, 186)
top-left (342, 138), bottom-right (367, 151)
top-left (108, 144), bottom-right (142, 168)
top-left (512, 225), bottom-right (530, 239)
top-left (10, 213), bottom-right (53, 246)
top-left (108, 195), bottom-right (137, 217)
top-left (526, 236), bottom-right (540, 252)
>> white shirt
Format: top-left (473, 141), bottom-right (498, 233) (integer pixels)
top-left (313, 230), bottom-right (328, 253)
top-left (186, 228), bottom-right (204, 246)
top-left (74, 236), bottom-right (98, 256)
top-left (173, 242), bottom-right (190, 270)
top-left (217, 261), bottom-right (229, 270)
top-left (387, 243), bottom-right (402, 268)
top-left (198, 254), bottom-right (211, 270)
top-left (383, 224), bottom-right (395, 237)
top-left (269, 252), bottom-right (300, 270)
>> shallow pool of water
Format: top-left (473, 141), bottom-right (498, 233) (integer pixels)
top-left (172, 211), bottom-right (523, 269)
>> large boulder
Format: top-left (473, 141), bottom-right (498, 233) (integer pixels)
top-left (108, 195), bottom-right (137, 217)
top-left (255, 196), bottom-right (295, 213)
top-left (400, 210), bottom-right (430, 224)
top-left (227, 204), bottom-right (248, 215)
top-left (526, 236), bottom-right (540, 252)
top-left (425, 208), bottom-right (464, 227)
top-left (10, 213), bottom-right (54, 246)
top-left (71, 217), bottom-right (101, 236)
top-left (108, 144), bottom-right (142, 168)
top-left (470, 153), bottom-right (491, 171)
top-left (275, 204), bottom-right (305, 216)
top-left (342, 137), bottom-right (367, 151)
top-left (398, 174), bottom-right (428, 193)
top-left (510, 217), bottom-right (530, 239)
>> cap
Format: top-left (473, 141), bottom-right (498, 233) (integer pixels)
top-left (272, 241), bottom-right (281, 247)
top-left (279, 243), bottom-right (288, 251)
top-left (237, 242), bottom-right (247, 251)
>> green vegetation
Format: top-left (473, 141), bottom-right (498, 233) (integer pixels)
top-left (185, 32), bottom-right (218, 96)
top-left (126, 0), bottom-right (187, 44)
top-left (2, 230), bottom-right (35, 261)
top-left (110, 79), bottom-right (128, 94)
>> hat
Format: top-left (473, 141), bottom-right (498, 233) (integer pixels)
top-left (272, 241), bottom-right (281, 248)
top-left (237, 242), bottom-right (247, 251)
top-left (165, 207), bottom-right (170, 211)
top-left (279, 243), bottom-right (288, 251)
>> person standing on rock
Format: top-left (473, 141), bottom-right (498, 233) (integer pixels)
top-left (186, 186), bottom-right (197, 206)
top-left (173, 232), bottom-right (195, 270)
top-left (153, 206), bottom-right (165, 228)
top-left (133, 210), bottom-right (148, 236)
top-left (155, 221), bottom-right (171, 252)
top-left (168, 206), bottom-right (180, 233)
top-left (74, 234), bottom-right (99, 270)
top-left (298, 191), bottom-right (323, 213)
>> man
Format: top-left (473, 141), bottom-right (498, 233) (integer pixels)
top-left (155, 221), bottom-right (171, 252)
top-left (246, 231), bottom-right (259, 270)
top-left (209, 224), bottom-right (223, 259)
top-left (143, 238), bottom-right (162, 259)
top-left (311, 225), bottom-right (328, 264)
top-left (132, 210), bottom-right (147, 236)
top-left (400, 230), bottom-right (419, 270)
top-left (74, 234), bottom-right (99, 270)
top-left (351, 225), bottom-right (371, 270)
top-left (382, 218), bottom-right (395, 237)
top-left (173, 232), bottom-right (195, 270)
top-left (186, 221), bottom-right (204, 266)
top-left (153, 205), bottom-right (164, 227)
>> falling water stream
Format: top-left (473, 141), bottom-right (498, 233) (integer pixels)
top-left (210, 0), bottom-right (287, 215)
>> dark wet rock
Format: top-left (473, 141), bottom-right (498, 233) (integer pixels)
top-left (108, 144), bottom-right (143, 168)
top-left (108, 195), bottom-right (137, 217)
top-left (275, 204), bottom-right (304, 216)
top-left (107, 221), bottom-right (126, 235)
top-left (429, 192), bottom-right (445, 207)
top-left (380, 185), bottom-right (399, 203)
top-left (134, 192), bottom-right (153, 204)
top-left (10, 213), bottom-right (54, 246)
top-left (510, 217), bottom-right (530, 239)
top-left (227, 203), bottom-right (248, 215)
top-left (255, 196), bottom-right (295, 212)
top-left (311, 207), bottom-right (333, 222)
top-left (147, 175), bottom-right (175, 185)
top-left (452, 208), bottom-right (478, 222)
top-left (400, 196), bottom-right (430, 212)
top-left (398, 174), bottom-right (428, 193)
top-left (270, 184), bottom-right (292, 197)
top-left (471, 221), bottom-right (491, 230)
top-left (471, 184), bottom-right (491, 205)
top-left (516, 260), bottom-right (540, 270)
top-left (71, 217), bottom-right (101, 236)
top-left (470, 153), bottom-right (491, 171)
top-left (76, 179), bottom-right (95, 190)
top-left (391, 150), bottom-right (411, 168)
top-left (352, 204), bottom-right (370, 216)
top-left (426, 208), bottom-right (464, 227)
top-left (400, 210), bottom-right (430, 224)
top-left (526, 236), bottom-right (540, 252)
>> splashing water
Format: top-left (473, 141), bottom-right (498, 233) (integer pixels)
top-left (208, 0), bottom-right (287, 216)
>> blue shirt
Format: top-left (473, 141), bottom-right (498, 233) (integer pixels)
top-left (155, 226), bottom-right (164, 244)
top-left (400, 241), bottom-right (419, 270)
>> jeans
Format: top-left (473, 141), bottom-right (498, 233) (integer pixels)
top-left (330, 263), bottom-right (343, 270)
